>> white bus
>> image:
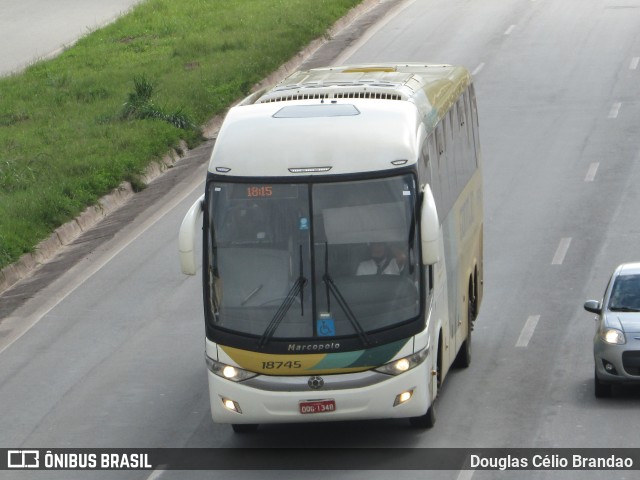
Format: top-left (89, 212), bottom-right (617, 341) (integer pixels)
top-left (179, 63), bottom-right (483, 432)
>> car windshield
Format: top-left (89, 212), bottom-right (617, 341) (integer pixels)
top-left (204, 174), bottom-right (421, 342)
top-left (608, 274), bottom-right (640, 311)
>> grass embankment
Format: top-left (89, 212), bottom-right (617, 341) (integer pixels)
top-left (0, 0), bottom-right (361, 271)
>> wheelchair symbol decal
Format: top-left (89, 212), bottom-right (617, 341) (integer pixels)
top-left (317, 318), bottom-right (335, 337)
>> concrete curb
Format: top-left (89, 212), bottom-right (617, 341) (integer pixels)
top-left (0, 144), bottom-right (183, 295)
top-left (0, 0), bottom-right (391, 297)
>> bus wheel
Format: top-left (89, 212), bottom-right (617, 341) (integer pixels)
top-left (410, 343), bottom-right (439, 429)
top-left (232, 424), bottom-right (259, 433)
top-left (453, 299), bottom-right (473, 368)
top-left (409, 403), bottom-right (436, 429)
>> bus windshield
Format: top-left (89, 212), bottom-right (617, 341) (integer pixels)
top-left (205, 174), bottom-right (421, 343)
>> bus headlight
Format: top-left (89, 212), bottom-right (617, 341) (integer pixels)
top-left (206, 355), bottom-right (258, 382)
top-left (374, 346), bottom-right (429, 376)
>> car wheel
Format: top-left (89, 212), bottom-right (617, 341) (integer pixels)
top-left (232, 424), bottom-right (259, 433)
top-left (594, 369), bottom-right (612, 398)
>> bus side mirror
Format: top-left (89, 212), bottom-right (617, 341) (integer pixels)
top-left (420, 184), bottom-right (440, 265)
top-left (179, 194), bottom-right (204, 275)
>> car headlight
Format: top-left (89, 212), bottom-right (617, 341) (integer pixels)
top-left (374, 346), bottom-right (429, 376)
top-left (206, 355), bottom-right (258, 382)
top-left (600, 328), bottom-right (626, 345)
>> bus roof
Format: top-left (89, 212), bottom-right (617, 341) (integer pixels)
top-left (209, 63), bottom-right (471, 177)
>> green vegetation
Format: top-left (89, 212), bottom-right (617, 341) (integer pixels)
top-left (0, 0), bottom-right (361, 270)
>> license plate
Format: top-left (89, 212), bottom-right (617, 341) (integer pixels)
top-left (299, 399), bottom-right (336, 414)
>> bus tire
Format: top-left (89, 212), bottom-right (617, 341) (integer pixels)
top-left (232, 424), bottom-right (259, 433)
top-left (409, 403), bottom-right (436, 429)
top-left (453, 295), bottom-right (473, 368)
top-left (410, 339), bottom-right (439, 429)
top-left (454, 323), bottom-right (471, 368)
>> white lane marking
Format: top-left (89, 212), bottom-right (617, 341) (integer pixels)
top-left (504, 25), bottom-right (516, 35)
top-left (456, 469), bottom-right (475, 480)
top-left (551, 237), bottom-right (572, 265)
top-left (630, 57), bottom-right (639, 70)
top-left (472, 62), bottom-right (485, 76)
top-left (584, 162), bottom-right (600, 182)
top-left (145, 469), bottom-right (166, 480)
top-left (333, 0), bottom-right (419, 64)
top-left (608, 102), bottom-right (621, 118)
top-left (516, 315), bottom-right (540, 347)
top-left (0, 165), bottom-right (207, 357)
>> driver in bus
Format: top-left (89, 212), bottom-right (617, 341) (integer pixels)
top-left (356, 242), bottom-right (406, 275)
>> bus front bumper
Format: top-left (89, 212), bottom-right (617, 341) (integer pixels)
top-left (207, 366), bottom-right (431, 425)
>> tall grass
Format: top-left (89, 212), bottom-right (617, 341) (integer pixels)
top-left (0, 0), bottom-right (361, 270)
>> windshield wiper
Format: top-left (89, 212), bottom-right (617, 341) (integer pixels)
top-left (323, 242), bottom-right (370, 347)
top-left (258, 245), bottom-right (306, 348)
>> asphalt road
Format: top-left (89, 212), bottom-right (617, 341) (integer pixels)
top-left (0, 0), bottom-right (143, 77)
top-left (2, 0), bottom-right (640, 479)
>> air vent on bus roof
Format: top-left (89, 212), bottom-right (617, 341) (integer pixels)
top-left (334, 91), bottom-right (402, 100)
top-left (257, 89), bottom-right (405, 104)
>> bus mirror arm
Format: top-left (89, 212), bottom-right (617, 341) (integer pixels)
top-left (179, 194), bottom-right (205, 275)
top-left (420, 184), bottom-right (440, 265)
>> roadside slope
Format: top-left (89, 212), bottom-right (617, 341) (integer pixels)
top-left (0, 0), bottom-right (400, 313)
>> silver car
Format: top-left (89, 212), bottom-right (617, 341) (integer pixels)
top-left (584, 262), bottom-right (640, 398)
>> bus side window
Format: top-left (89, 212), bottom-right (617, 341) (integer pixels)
top-left (426, 134), bottom-right (441, 211)
top-left (462, 92), bottom-right (472, 146)
top-left (435, 124), bottom-right (450, 216)
top-left (422, 143), bottom-right (429, 168)
top-left (428, 265), bottom-right (434, 292)
top-left (420, 139), bottom-right (432, 191)
top-left (455, 96), bottom-right (474, 191)
top-left (469, 84), bottom-right (481, 162)
top-left (457, 98), bottom-right (466, 128)
top-left (452, 104), bottom-right (466, 194)
top-left (425, 264), bottom-right (434, 309)
top-left (445, 111), bottom-right (457, 208)
top-left (449, 106), bottom-right (455, 134)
